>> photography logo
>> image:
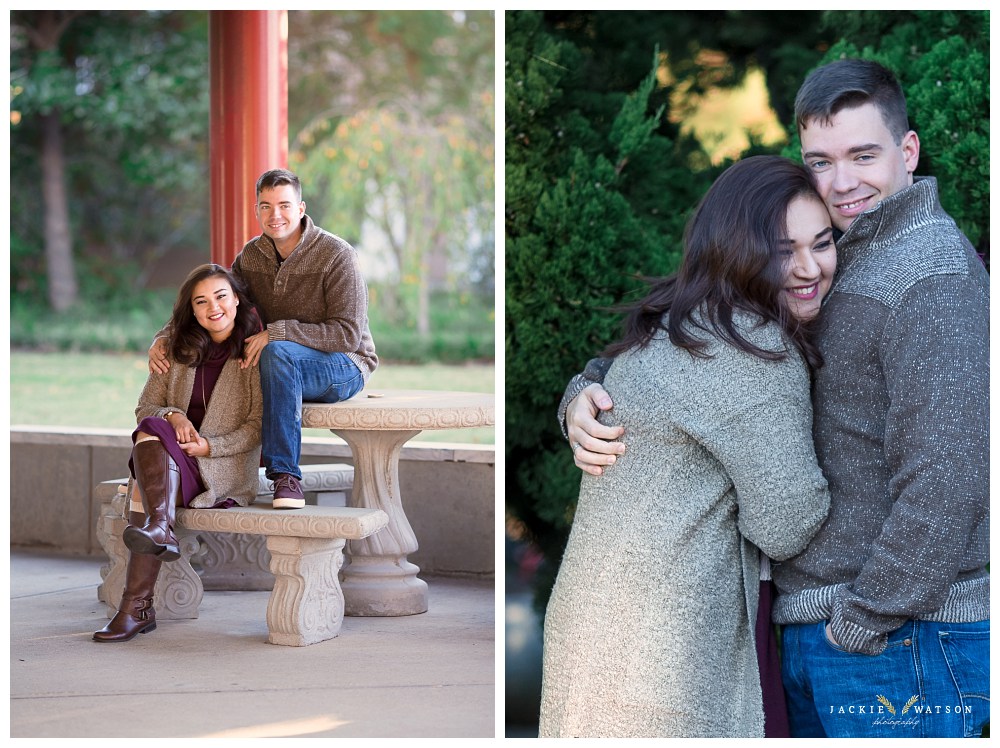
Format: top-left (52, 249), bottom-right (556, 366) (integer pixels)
top-left (829, 694), bottom-right (920, 730)
top-left (831, 693), bottom-right (974, 730)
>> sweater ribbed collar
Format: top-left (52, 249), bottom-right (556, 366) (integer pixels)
top-left (834, 176), bottom-right (943, 268)
top-left (258, 214), bottom-right (318, 265)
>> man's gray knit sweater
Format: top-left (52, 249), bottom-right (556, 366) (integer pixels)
top-left (558, 177), bottom-right (989, 655)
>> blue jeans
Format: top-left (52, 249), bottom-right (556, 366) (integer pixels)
top-left (782, 619), bottom-right (989, 738)
top-left (259, 341), bottom-right (365, 480)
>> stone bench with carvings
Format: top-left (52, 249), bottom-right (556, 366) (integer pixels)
top-left (96, 472), bottom-right (387, 646)
top-left (201, 464), bottom-right (356, 591)
top-left (98, 462), bottom-right (356, 592)
top-left (98, 463), bottom-right (355, 594)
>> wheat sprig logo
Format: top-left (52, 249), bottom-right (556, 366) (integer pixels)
top-left (875, 695), bottom-right (896, 715)
top-left (901, 695), bottom-right (920, 714)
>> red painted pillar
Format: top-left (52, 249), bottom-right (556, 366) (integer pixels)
top-left (209, 10), bottom-right (288, 268)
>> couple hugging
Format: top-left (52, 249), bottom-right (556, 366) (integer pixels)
top-left (539, 59), bottom-right (988, 739)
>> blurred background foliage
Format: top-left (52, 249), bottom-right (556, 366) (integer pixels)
top-left (505, 9), bottom-right (989, 613)
top-left (10, 10), bottom-right (495, 363)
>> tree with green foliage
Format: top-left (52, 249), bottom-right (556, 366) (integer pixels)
top-left (538, 10), bottom-right (830, 154)
top-left (288, 10), bottom-right (495, 336)
top-left (10, 10), bottom-right (210, 311)
top-left (505, 12), bottom-right (710, 592)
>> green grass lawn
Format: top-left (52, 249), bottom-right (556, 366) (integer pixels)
top-left (10, 351), bottom-right (495, 444)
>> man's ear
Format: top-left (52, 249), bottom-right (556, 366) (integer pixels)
top-left (901, 130), bottom-right (920, 174)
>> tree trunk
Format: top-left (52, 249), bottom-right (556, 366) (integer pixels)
top-left (40, 109), bottom-right (78, 311)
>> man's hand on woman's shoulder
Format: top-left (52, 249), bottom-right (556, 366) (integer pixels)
top-left (567, 383), bottom-right (625, 476)
top-left (148, 337), bottom-right (170, 374)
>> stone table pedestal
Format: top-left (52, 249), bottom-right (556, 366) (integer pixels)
top-left (302, 389), bottom-right (494, 617)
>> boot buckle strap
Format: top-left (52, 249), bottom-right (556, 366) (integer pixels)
top-left (127, 597), bottom-right (154, 619)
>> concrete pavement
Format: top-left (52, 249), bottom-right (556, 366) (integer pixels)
top-left (10, 549), bottom-right (495, 738)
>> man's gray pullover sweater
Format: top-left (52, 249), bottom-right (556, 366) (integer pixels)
top-left (558, 177), bottom-right (989, 655)
top-left (770, 177), bottom-right (988, 654)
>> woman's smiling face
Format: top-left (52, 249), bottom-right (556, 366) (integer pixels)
top-left (780, 196), bottom-right (837, 321)
top-left (191, 276), bottom-right (239, 342)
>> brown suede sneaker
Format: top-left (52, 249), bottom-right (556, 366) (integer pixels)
top-left (272, 473), bottom-right (305, 509)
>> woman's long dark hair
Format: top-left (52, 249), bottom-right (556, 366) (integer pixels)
top-left (169, 264), bottom-right (259, 366)
top-left (604, 155), bottom-right (824, 370)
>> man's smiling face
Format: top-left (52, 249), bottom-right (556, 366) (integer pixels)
top-left (255, 184), bottom-right (305, 248)
top-left (799, 102), bottom-right (920, 233)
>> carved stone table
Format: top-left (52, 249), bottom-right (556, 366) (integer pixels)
top-left (302, 389), bottom-right (494, 617)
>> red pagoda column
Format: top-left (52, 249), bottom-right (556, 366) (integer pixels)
top-left (209, 10), bottom-right (288, 267)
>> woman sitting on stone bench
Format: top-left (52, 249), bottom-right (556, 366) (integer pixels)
top-left (94, 263), bottom-right (263, 643)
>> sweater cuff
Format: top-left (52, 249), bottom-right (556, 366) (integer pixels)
top-left (829, 591), bottom-right (897, 656)
top-left (267, 320), bottom-right (287, 342)
top-left (556, 374), bottom-right (594, 441)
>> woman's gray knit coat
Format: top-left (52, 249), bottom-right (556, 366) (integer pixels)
top-left (539, 313), bottom-right (830, 738)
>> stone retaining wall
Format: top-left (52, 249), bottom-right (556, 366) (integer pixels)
top-left (10, 426), bottom-right (495, 579)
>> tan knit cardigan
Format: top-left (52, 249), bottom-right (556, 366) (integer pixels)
top-left (134, 356), bottom-right (262, 508)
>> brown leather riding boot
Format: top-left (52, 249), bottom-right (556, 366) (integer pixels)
top-left (94, 514), bottom-right (163, 642)
top-left (123, 439), bottom-right (181, 561)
